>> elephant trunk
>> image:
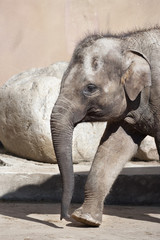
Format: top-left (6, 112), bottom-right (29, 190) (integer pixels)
top-left (50, 97), bottom-right (84, 220)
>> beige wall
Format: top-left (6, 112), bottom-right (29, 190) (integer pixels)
top-left (1, 0), bottom-right (160, 86)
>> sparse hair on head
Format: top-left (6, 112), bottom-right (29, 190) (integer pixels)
top-left (74, 25), bottom-right (160, 53)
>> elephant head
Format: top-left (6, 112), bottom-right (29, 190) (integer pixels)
top-left (50, 36), bottom-right (151, 220)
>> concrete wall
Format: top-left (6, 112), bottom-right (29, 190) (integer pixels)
top-left (1, 0), bottom-right (160, 86)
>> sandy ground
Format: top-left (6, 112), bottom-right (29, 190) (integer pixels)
top-left (0, 202), bottom-right (160, 240)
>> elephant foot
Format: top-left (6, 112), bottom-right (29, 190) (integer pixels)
top-left (71, 207), bottom-right (102, 227)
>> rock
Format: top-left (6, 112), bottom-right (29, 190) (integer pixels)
top-left (0, 62), bottom-right (68, 163)
top-left (0, 62), bottom-right (106, 163)
top-left (73, 122), bottom-right (106, 163)
top-left (135, 136), bottom-right (159, 161)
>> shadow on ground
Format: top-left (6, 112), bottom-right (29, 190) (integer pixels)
top-left (104, 205), bottom-right (160, 224)
top-left (0, 202), bottom-right (160, 230)
top-left (0, 202), bottom-right (63, 229)
top-left (1, 168), bottom-right (160, 205)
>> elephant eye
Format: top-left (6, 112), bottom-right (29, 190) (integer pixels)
top-left (83, 84), bottom-right (98, 96)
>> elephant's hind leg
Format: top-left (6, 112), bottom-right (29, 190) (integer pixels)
top-left (154, 136), bottom-right (160, 161)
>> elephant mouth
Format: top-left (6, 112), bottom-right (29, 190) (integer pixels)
top-left (83, 107), bottom-right (106, 122)
top-left (84, 104), bottom-right (124, 122)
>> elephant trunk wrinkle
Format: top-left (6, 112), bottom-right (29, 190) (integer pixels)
top-left (51, 103), bottom-right (75, 220)
top-left (50, 96), bottom-right (87, 220)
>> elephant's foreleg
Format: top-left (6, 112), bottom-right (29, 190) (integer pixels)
top-left (72, 123), bottom-right (145, 226)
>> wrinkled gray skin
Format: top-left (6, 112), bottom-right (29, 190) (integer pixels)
top-left (51, 27), bottom-right (160, 226)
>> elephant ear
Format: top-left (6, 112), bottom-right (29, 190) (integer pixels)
top-left (121, 50), bottom-right (151, 101)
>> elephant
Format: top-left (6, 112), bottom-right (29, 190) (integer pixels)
top-left (50, 27), bottom-right (160, 226)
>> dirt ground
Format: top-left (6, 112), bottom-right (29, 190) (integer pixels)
top-left (0, 202), bottom-right (159, 240)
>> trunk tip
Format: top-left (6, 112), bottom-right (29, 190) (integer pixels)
top-left (60, 213), bottom-right (71, 221)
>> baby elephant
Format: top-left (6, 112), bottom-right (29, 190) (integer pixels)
top-left (51, 27), bottom-right (160, 226)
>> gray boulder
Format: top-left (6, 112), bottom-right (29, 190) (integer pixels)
top-left (0, 63), bottom-right (67, 163)
top-left (135, 136), bottom-right (159, 161)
